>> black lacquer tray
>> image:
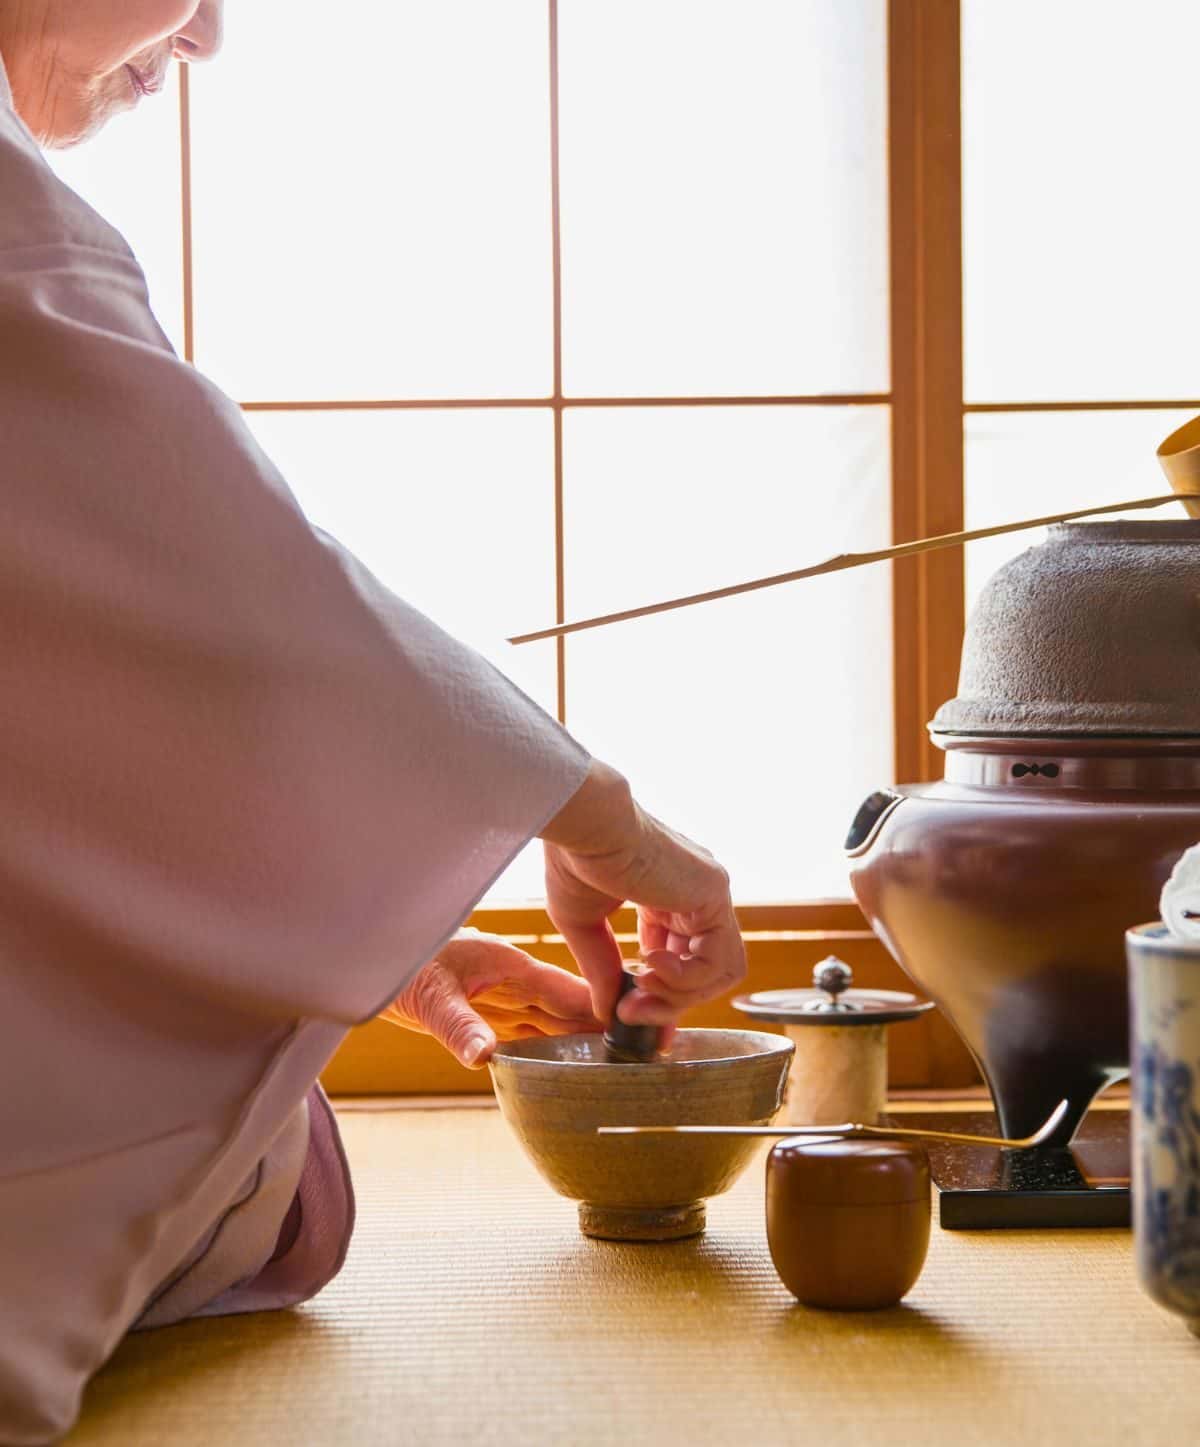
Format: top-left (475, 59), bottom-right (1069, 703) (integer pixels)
top-left (893, 1106), bottom-right (1130, 1230)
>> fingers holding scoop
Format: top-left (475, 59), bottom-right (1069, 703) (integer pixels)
top-left (617, 914), bottom-right (748, 1027)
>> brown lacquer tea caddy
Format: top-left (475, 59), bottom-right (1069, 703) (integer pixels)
top-left (847, 521), bottom-right (1200, 1145)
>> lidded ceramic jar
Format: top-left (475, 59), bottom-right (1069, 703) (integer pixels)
top-left (848, 520), bottom-right (1200, 1146)
top-left (733, 957), bottom-right (932, 1126)
top-left (765, 1137), bottom-right (931, 1309)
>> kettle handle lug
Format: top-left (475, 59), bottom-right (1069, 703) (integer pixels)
top-left (844, 789), bottom-right (905, 855)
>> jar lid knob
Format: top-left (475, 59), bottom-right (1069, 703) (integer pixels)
top-left (813, 956), bottom-right (853, 1004)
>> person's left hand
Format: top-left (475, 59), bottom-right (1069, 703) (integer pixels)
top-left (380, 929), bottom-right (600, 1069)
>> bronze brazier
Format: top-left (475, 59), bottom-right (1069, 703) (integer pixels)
top-left (847, 521), bottom-right (1200, 1146)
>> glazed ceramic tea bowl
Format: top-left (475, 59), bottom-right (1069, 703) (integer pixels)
top-left (489, 1029), bottom-right (793, 1241)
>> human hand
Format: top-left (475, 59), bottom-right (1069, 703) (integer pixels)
top-left (541, 761), bottom-right (746, 1030)
top-left (380, 930), bottom-right (600, 1069)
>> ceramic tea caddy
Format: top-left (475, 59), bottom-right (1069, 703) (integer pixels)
top-left (847, 521), bottom-right (1200, 1224)
top-left (766, 1136), bottom-right (931, 1309)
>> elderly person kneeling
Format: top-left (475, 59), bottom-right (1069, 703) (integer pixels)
top-left (0, 4), bottom-right (747, 1441)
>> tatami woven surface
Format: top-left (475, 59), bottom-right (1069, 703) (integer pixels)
top-left (68, 1103), bottom-right (1200, 1447)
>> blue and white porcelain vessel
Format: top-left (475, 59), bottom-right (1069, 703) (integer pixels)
top-left (1127, 922), bottom-right (1200, 1336)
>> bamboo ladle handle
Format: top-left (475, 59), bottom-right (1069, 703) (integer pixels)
top-left (510, 492), bottom-right (1200, 645)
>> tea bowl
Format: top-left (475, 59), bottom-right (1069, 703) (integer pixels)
top-left (489, 1029), bottom-right (793, 1241)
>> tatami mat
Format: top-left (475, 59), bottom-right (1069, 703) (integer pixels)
top-left (67, 1104), bottom-right (1200, 1446)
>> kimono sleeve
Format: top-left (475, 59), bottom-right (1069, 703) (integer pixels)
top-left (0, 100), bottom-right (589, 1027)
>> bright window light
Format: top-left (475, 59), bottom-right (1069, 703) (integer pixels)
top-left (563, 405), bottom-right (893, 900)
top-left (559, 0), bottom-right (888, 397)
top-left (42, 1), bottom-right (892, 905)
top-left (963, 0), bottom-right (1200, 403)
top-left (188, 1), bottom-right (553, 402)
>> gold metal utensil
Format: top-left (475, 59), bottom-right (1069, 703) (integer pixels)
top-left (596, 1098), bottom-right (1070, 1150)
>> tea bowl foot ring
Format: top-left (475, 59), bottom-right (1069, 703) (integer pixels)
top-left (578, 1200), bottom-right (706, 1242)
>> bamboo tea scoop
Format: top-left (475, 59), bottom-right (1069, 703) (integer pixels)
top-left (597, 1098), bottom-right (1070, 1150)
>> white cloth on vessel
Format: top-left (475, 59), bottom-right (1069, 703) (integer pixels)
top-left (1160, 843), bottom-right (1200, 941)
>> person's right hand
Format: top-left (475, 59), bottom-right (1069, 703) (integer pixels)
top-left (540, 761), bottom-right (746, 1030)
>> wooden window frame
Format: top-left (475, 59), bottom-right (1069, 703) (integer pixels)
top-left (174, 3), bottom-right (969, 939)
top-left (312, 1), bottom-right (1188, 1092)
top-left (889, 0), bottom-right (964, 788)
top-left (177, 1), bottom-right (971, 1093)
